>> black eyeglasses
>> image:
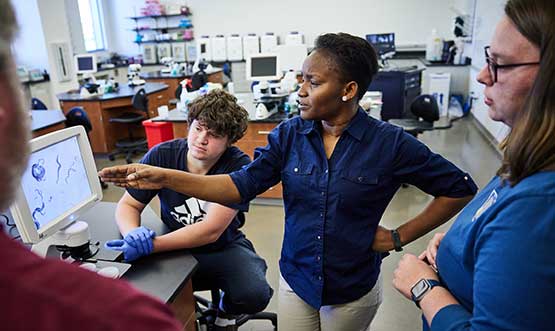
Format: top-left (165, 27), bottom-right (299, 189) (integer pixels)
top-left (484, 46), bottom-right (540, 83)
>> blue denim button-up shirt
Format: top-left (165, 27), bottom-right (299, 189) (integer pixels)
top-left (230, 109), bottom-right (477, 309)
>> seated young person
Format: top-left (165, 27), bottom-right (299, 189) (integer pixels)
top-left (106, 89), bottom-right (273, 330)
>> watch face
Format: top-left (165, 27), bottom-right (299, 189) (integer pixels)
top-left (411, 279), bottom-right (431, 299)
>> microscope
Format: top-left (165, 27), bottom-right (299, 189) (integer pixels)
top-left (127, 64), bottom-right (146, 86)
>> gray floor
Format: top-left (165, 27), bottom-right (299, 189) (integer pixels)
top-left (96, 117), bottom-right (501, 331)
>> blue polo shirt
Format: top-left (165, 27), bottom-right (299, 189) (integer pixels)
top-left (230, 108), bottom-right (477, 308)
top-left (432, 172), bottom-right (555, 331)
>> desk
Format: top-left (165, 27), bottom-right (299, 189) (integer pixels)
top-left (83, 201), bottom-right (198, 330)
top-left (31, 110), bottom-right (66, 138)
top-left (57, 83), bottom-right (169, 154)
top-left (142, 68), bottom-right (224, 102)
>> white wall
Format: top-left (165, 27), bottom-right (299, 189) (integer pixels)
top-left (105, 0), bottom-right (470, 56)
top-left (10, 0), bottom-right (49, 70)
top-left (36, 0), bottom-right (80, 108)
top-left (467, 0), bottom-right (509, 142)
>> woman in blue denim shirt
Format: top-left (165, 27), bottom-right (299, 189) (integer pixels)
top-left (100, 33), bottom-right (477, 331)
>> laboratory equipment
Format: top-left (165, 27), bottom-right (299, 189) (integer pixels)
top-left (198, 35), bottom-right (212, 62)
top-left (17, 66), bottom-right (30, 82)
top-left (243, 34), bottom-right (260, 58)
top-left (227, 34), bottom-right (243, 61)
top-left (366, 33), bottom-right (396, 66)
top-left (211, 35), bottom-right (227, 62)
top-left (157, 43), bottom-right (172, 62)
top-left (75, 54), bottom-right (97, 75)
top-left (260, 32), bottom-right (278, 53)
top-left (127, 64), bottom-right (146, 86)
top-left (142, 44), bottom-right (158, 64)
top-left (246, 53), bottom-right (281, 82)
top-left (9, 126), bottom-right (102, 258)
top-left (172, 42), bottom-right (187, 62)
top-left (285, 31), bottom-right (304, 45)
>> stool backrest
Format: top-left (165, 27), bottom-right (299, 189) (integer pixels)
top-left (411, 94), bottom-right (440, 123)
top-left (31, 98), bottom-right (48, 110)
top-left (132, 88), bottom-right (148, 113)
top-left (65, 107), bottom-right (92, 133)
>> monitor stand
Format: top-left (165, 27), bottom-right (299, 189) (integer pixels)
top-left (32, 221), bottom-right (94, 259)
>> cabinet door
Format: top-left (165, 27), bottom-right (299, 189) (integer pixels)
top-left (148, 91), bottom-right (170, 118)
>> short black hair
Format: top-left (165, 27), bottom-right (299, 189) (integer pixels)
top-left (313, 33), bottom-right (378, 100)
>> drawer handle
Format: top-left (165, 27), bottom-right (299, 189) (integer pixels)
top-left (257, 130), bottom-right (271, 135)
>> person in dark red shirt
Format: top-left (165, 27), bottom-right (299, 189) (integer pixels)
top-left (0, 2), bottom-right (182, 330)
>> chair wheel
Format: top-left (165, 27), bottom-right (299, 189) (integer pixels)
top-left (108, 155), bottom-right (115, 161)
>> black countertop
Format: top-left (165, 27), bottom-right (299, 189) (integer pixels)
top-left (57, 82), bottom-right (168, 102)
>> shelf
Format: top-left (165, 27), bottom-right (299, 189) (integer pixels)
top-left (129, 13), bottom-right (190, 20)
top-left (131, 26), bottom-right (193, 32)
top-left (134, 39), bottom-right (194, 44)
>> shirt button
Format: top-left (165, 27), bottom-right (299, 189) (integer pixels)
top-left (464, 176), bottom-right (468, 180)
top-left (317, 235), bottom-right (321, 240)
top-left (317, 256), bottom-right (321, 261)
top-left (325, 169), bottom-right (328, 173)
top-left (294, 167), bottom-right (298, 173)
top-left (321, 191), bottom-right (325, 196)
top-left (318, 276), bottom-right (322, 281)
top-left (320, 212), bottom-right (323, 217)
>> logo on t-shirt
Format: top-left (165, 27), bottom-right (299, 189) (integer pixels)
top-left (170, 198), bottom-right (208, 226)
top-left (472, 189), bottom-right (497, 222)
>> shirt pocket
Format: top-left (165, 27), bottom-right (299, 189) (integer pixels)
top-left (338, 168), bottom-right (382, 211)
top-left (282, 162), bottom-right (315, 201)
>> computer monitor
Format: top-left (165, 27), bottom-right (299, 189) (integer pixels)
top-left (10, 126), bottom-right (103, 256)
top-left (366, 33), bottom-right (396, 57)
top-left (246, 53), bottom-right (281, 81)
top-left (74, 54), bottom-right (97, 74)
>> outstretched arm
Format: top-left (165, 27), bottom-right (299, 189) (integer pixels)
top-left (99, 164), bottom-right (242, 205)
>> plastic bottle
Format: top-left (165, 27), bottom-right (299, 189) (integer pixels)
top-left (426, 29), bottom-right (442, 62)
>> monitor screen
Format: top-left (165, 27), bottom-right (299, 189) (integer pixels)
top-left (10, 126), bottom-right (102, 245)
top-left (74, 54), bottom-right (97, 74)
top-left (20, 136), bottom-right (93, 230)
top-left (366, 33), bottom-right (395, 55)
top-left (251, 56), bottom-right (277, 77)
top-left (77, 56), bottom-right (94, 71)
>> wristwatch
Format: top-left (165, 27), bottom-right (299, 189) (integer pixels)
top-left (391, 229), bottom-right (403, 252)
top-left (411, 278), bottom-right (442, 308)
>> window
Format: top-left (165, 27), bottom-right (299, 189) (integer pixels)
top-left (77, 0), bottom-right (106, 52)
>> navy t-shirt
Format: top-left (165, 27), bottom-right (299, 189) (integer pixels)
top-left (127, 139), bottom-right (251, 253)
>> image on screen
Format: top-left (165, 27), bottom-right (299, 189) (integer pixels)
top-left (251, 57), bottom-right (277, 77)
top-left (366, 33), bottom-right (395, 55)
top-left (77, 57), bottom-right (94, 71)
top-left (20, 136), bottom-right (93, 230)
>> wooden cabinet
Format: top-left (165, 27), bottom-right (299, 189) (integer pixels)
top-left (148, 90), bottom-right (170, 118)
top-left (169, 279), bottom-right (197, 331)
top-left (170, 120), bottom-right (282, 199)
top-left (236, 122), bottom-right (283, 199)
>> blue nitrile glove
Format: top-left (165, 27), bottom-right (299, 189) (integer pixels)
top-left (123, 226), bottom-right (156, 256)
top-left (105, 239), bottom-right (143, 262)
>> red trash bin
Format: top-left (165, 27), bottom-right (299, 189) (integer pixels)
top-left (142, 120), bottom-right (174, 149)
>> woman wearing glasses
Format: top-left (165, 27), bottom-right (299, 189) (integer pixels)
top-left (392, 0), bottom-right (555, 330)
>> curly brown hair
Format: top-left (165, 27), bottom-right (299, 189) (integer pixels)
top-left (187, 89), bottom-right (249, 144)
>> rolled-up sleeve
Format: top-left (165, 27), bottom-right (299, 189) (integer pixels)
top-left (392, 130), bottom-right (478, 198)
top-left (230, 124), bottom-right (284, 203)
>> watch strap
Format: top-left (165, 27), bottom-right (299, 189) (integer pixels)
top-left (412, 279), bottom-right (441, 308)
top-left (391, 229), bottom-right (403, 252)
